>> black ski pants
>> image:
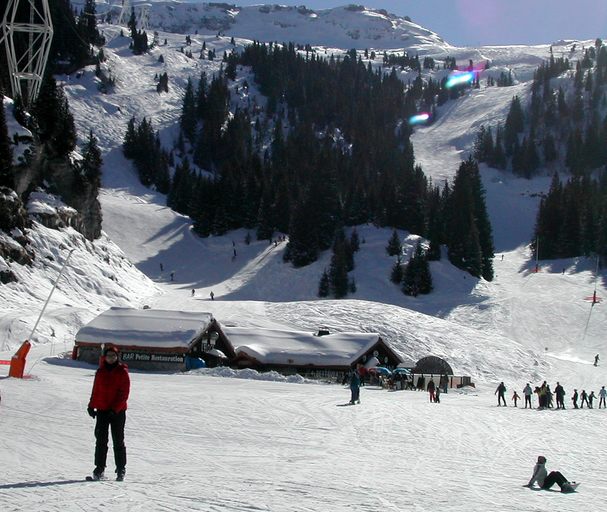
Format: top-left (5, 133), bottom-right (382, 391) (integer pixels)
top-left (524, 395), bottom-right (532, 408)
top-left (94, 410), bottom-right (127, 472)
top-left (541, 471), bottom-right (568, 490)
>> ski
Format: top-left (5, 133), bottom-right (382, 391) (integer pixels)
top-left (85, 475), bottom-right (106, 481)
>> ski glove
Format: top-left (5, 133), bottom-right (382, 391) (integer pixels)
top-left (87, 407), bottom-right (96, 418)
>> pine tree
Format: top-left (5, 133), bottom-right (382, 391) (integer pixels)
top-left (33, 74), bottom-right (77, 158)
top-left (47, 0), bottom-right (90, 69)
top-left (446, 158), bottom-right (493, 280)
top-left (390, 257), bottom-right (404, 284)
top-left (196, 72), bottom-right (208, 119)
top-left (490, 125), bottom-right (507, 169)
top-left (318, 269), bottom-right (330, 297)
top-left (78, 0), bottom-right (102, 47)
top-left (283, 198), bottom-right (319, 267)
top-left (543, 133), bottom-right (558, 163)
top-left (181, 78), bottom-right (197, 143)
top-left (402, 242), bottom-right (432, 295)
top-left (473, 126), bottom-right (493, 162)
top-left (328, 236), bottom-right (349, 298)
top-left (504, 96), bottom-right (525, 153)
top-left (532, 173), bottom-right (563, 260)
top-left (80, 130), bottom-right (102, 186)
top-left (386, 229), bottom-right (402, 256)
top-left (123, 117), bottom-right (137, 159)
top-left (350, 228), bottom-right (360, 252)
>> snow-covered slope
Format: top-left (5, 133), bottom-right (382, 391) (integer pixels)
top-left (1, 20), bottom-right (604, 380)
top-left (95, 1), bottom-right (451, 51)
top-left (2, 11), bottom-right (607, 511)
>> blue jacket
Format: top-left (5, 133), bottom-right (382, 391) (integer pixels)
top-left (350, 371), bottom-right (361, 389)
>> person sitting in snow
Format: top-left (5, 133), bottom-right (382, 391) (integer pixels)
top-left (523, 455), bottom-right (576, 493)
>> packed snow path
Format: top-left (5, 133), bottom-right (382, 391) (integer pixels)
top-left (1, 355), bottom-right (603, 511)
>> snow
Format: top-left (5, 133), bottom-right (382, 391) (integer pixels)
top-left (224, 326), bottom-right (381, 366)
top-left (88, 2), bottom-right (451, 51)
top-left (75, 307), bottom-right (214, 349)
top-left (1, 7), bottom-right (607, 511)
top-left (27, 191), bottom-right (78, 217)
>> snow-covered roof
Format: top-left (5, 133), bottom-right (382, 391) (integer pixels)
top-left (224, 326), bottom-right (384, 367)
top-left (76, 307), bottom-right (214, 349)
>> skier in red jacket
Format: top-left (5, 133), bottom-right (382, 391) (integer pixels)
top-left (87, 345), bottom-right (130, 481)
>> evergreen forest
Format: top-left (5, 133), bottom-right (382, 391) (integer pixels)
top-left (124, 42), bottom-right (494, 283)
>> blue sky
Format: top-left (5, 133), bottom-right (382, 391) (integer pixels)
top-left (235, 0), bottom-right (607, 46)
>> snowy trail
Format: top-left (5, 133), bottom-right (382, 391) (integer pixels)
top-left (1, 354), bottom-right (605, 511)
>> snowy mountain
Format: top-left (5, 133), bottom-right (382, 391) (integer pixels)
top-left (1, 13), bottom-right (603, 379)
top-left (1, 8), bottom-right (606, 509)
top-left (92, 1), bottom-right (450, 51)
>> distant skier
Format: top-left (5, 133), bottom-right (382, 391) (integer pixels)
top-left (523, 455), bottom-right (577, 493)
top-left (594, 354), bottom-right (600, 366)
top-left (580, 389), bottom-right (589, 408)
top-left (427, 378), bottom-right (436, 403)
top-left (588, 391), bottom-right (596, 409)
top-left (435, 386), bottom-right (441, 403)
top-left (210, 291), bottom-right (215, 301)
top-left (538, 381), bottom-right (548, 409)
top-left (546, 385), bottom-right (554, 408)
top-left (357, 364), bottom-right (367, 387)
top-left (170, 271), bottom-right (174, 281)
top-left (87, 346), bottom-right (130, 481)
top-left (417, 375), bottom-right (425, 391)
top-left (160, 262), bottom-right (164, 272)
top-left (599, 386), bottom-right (607, 409)
top-left (440, 373), bottom-right (449, 393)
top-left (523, 383), bottom-right (533, 408)
top-left (349, 366), bottom-right (361, 404)
top-left (554, 382), bottom-right (566, 410)
top-left (512, 391), bottom-right (520, 407)
top-left (191, 289), bottom-right (195, 297)
top-left (495, 382), bottom-right (507, 406)
top-left (572, 389), bottom-right (579, 409)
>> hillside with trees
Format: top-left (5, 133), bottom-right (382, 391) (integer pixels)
top-left (0, 0), bottom-right (105, 277)
top-left (121, 41), bottom-right (494, 283)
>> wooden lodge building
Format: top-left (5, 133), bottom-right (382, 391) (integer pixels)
top-left (73, 307), bottom-right (234, 371)
top-left (74, 308), bottom-right (403, 376)
top-left (224, 326), bottom-right (403, 379)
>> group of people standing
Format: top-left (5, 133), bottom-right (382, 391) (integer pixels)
top-left (495, 381), bottom-right (607, 409)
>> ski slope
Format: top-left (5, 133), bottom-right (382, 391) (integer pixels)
top-left (1, 355), bottom-right (603, 512)
top-left (1, 11), bottom-right (607, 512)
